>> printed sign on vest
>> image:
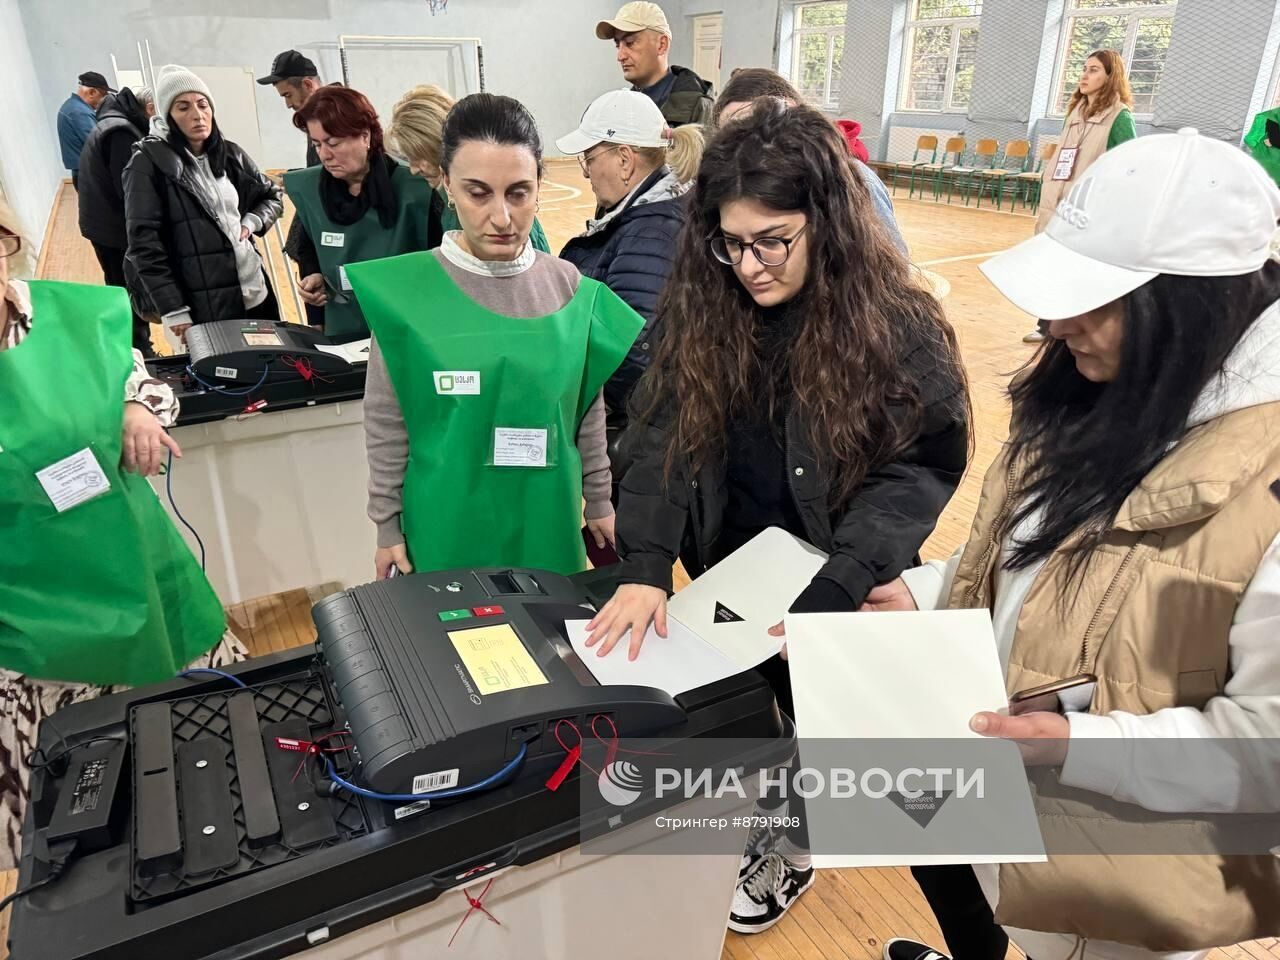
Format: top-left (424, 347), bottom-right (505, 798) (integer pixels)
top-left (434, 371), bottom-right (481, 396)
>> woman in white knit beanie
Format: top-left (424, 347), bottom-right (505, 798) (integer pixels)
top-left (123, 64), bottom-right (284, 345)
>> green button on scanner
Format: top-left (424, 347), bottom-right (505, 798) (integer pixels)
top-left (438, 609), bottom-right (473, 622)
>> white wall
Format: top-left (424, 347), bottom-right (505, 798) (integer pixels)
top-left (670, 0), bottom-right (781, 83)
top-left (19, 0), bottom-right (629, 171)
top-left (0, 0), bottom-right (64, 259)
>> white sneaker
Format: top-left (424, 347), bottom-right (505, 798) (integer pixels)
top-left (738, 817), bottom-right (778, 880)
top-left (883, 938), bottom-right (953, 960)
top-left (728, 852), bottom-right (815, 934)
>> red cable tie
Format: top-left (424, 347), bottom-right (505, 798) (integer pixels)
top-left (448, 878), bottom-right (501, 948)
top-left (546, 719), bottom-right (587, 791)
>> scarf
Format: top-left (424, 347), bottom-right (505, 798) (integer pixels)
top-left (580, 166), bottom-right (689, 238)
top-left (319, 152), bottom-right (399, 229)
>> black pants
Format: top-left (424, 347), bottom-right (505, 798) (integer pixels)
top-left (911, 864), bottom-right (1008, 960)
top-left (304, 301), bottom-right (325, 328)
top-left (71, 170), bottom-right (79, 192)
top-left (753, 653), bottom-right (810, 850)
top-left (245, 283), bottom-right (281, 322)
top-left (91, 242), bottom-right (155, 358)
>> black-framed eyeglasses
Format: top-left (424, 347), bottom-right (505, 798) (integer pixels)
top-left (710, 224), bottom-right (808, 267)
top-left (578, 144), bottom-right (623, 177)
top-left (0, 234), bottom-right (20, 259)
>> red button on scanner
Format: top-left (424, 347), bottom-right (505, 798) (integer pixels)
top-left (473, 605), bottom-right (505, 617)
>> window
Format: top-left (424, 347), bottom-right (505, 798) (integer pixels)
top-left (790, 2), bottom-right (847, 109)
top-left (1052, 1), bottom-right (1176, 117)
top-left (899, 0), bottom-right (983, 113)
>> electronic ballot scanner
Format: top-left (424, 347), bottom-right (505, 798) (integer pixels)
top-left (8, 566), bottom-right (793, 960)
top-left (184, 318), bottom-right (355, 384)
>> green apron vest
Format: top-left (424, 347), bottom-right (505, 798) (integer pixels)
top-left (285, 163), bottom-right (434, 343)
top-left (0, 281), bottom-right (225, 685)
top-left (435, 185), bottom-right (552, 253)
top-left (346, 252), bottom-right (643, 574)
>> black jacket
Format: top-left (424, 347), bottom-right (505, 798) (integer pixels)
top-left (77, 89), bottom-right (149, 249)
top-left (615, 326), bottom-right (970, 609)
top-left (123, 136), bottom-right (283, 322)
top-left (559, 169), bottom-right (686, 414)
top-left (660, 65), bottom-right (714, 127)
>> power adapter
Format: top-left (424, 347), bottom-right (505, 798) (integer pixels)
top-left (45, 739), bottom-right (127, 854)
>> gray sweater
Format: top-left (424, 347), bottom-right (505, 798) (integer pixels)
top-left (365, 235), bottom-right (613, 549)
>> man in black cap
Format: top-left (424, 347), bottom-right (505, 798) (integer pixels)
top-left (57, 72), bottom-right (113, 190)
top-left (258, 50), bottom-right (326, 326)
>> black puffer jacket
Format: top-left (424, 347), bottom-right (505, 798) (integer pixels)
top-left (77, 89), bottom-right (148, 249)
top-left (123, 136), bottom-right (283, 322)
top-left (616, 323), bottom-right (970, 608)
top-left (559, 168), bottom-right (687, 414)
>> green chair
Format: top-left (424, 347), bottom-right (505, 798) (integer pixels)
top-left (977, 140), bottom-right (1031, 210)
top-left (891, 135), bottom-right (939, 196)
top-left (914, 136), bottom-right (967, 201)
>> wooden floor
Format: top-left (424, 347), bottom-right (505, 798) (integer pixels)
top-left (20, 171), bottom-right (1267, 960)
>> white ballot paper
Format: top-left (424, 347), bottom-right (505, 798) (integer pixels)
top-left (315, 339), bottom-right (372, 364)
top-left (785, 609), bottom-right (1046, 868)
top-left (564, 528), bottom-right (829, 696)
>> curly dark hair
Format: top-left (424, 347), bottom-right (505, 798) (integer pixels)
top-left (631, 100), bottom-right (966, 506)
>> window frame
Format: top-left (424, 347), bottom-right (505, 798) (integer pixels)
top-left (1049, 1), bottom-right (1177, 120)
top-left (789, 1), bottom-right (848, 110)
top-left (897, 0), bottom-right (983, 115)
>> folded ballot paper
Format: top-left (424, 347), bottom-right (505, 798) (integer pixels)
top-left (785, 609), bottom-right (1046, 867)
top-left (565, 527), bottom-right (827, 695)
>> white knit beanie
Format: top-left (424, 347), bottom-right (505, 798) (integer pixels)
top-left (150, 64), bottom-right (214, 138)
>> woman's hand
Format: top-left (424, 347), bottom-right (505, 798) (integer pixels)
top-left (240, 225), bottom-right (252, 242)
top-left (121, 402), bottom-right (181, 476)
top-left (374, 544), bottom-right (413, 580)
top-left (585, 514), bottom-right (616, 549)
top-left (859, 577), bottom-right (918, 612)
top-left (970, 710), bottom-right (1070, 766)
top-left (170, 322), bottom-right (193, 344)
top-left (585, 584), bottom-right (667, 661)
top-left (299, 273), bottom-right (328, 307)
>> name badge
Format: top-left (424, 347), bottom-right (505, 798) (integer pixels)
top-left (36, 447), bottom-right (111, 512)
top-left (434, 371), bottom-right (481, 395)
top-left (493, 428), bottom-right (548, 467)
top-left (320, 231), bottom-right (345, 247)
top-left (1052, 147), bottom-right (1079, 182)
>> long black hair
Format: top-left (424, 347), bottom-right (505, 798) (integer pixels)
top-left (166, 115), bottom-right (230, 178)
top-left (1005, 260), bottom-right (1280, 581)
top-left (440, 93), bottom-right (544, 177)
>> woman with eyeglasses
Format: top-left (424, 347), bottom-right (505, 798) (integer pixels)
top-left (584, 101), bottom-right (970, 932)
top-left (0, 199), bottom-right (243, 868)
top-left (346, 94), bottom-right (643, 581)
top-left (286, 86), bottom-right (442, 343)
top-left (556, 91), bottom-right (701, 529)
top-left (388, 84), bottom-right (553, 254)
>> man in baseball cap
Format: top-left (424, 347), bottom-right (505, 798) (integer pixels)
top-left (57, 72), bottom-right (114, 190)
top-left (596, 2), bottom-right (713, 128)
top-left (981, 128), bottom-right (1280, 329)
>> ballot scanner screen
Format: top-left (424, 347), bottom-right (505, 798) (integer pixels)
top-left (447, 623), bottom-right (550, 696)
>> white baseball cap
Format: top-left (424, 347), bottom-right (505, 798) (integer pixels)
top-left (981, 128), bottom-right (1280, 321)
top-left (596, 2), bottom-right (672, 40)
top-left (556, 90), bottom-right (672, 155)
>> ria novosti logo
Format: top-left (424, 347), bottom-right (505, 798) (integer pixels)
top-left (597, 761), bottom-right (646, 807)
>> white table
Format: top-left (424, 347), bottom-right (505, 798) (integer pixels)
top-left (150, 399), bottom-right (375, 604)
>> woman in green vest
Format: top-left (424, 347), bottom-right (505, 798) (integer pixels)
top-left (0, 199), bottom-right (241, 868)
top-left (387, 83), bottom-right (552, 253)
top-left (285, 86), bottom-right (442, 342)
top-left (348, 93), bottom-right (644, 579)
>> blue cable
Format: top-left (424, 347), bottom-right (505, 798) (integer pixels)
top-left (178, 667), bottom-right (248, 689)
top-left (323, 744), bottom-right (527, 805)
top-left (165, 449), bottom-right (206, 571)
top-left (185, 364), bottom-right (271, 397)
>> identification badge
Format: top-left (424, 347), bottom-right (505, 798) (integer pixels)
top-left (320, 231), bottom-right (345, 247)
top-left (36, 447), bottom-right (111, 513)
top-left (1052, 147), bottom-right (1079, 181)
top-left (338, 264), bottom-right (353, 291)
top-left (434, 371), bottom-right (481, 396)
top-left (493, 427), bottom-right (548, 467)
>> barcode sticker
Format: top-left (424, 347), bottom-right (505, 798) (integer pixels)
top-left (412, 769), bottom-right (460, 793)
top-left (215, 366), bottom-right (239, 379)
top-left (394, 800), bottom-right (431, 820)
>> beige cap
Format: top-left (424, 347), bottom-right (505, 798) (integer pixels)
top-left (596, 2), bottom-right (672, 40)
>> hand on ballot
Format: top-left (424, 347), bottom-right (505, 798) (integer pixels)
top-left (858, 578), bottom-right (918, 613)
top-left (970, 709), bottom-right (1070, 767)
top-left (585, 583), bottom-right (668, 660)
